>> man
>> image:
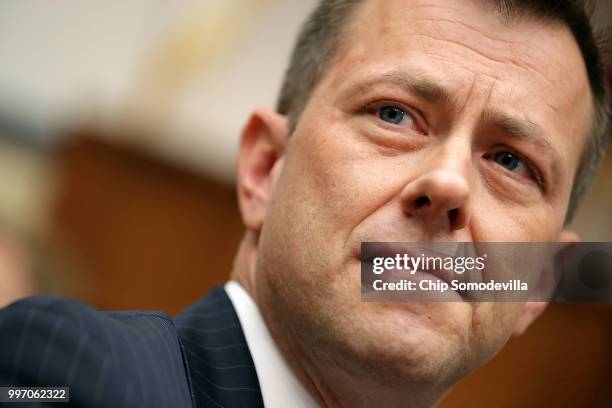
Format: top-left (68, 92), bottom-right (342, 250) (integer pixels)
top-left (0, 0), bottom-right (609, 407)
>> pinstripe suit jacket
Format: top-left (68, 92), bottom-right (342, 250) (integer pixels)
top-left (0, 286), bottom-right (264, 407)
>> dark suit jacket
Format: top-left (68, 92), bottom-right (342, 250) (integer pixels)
top-left (0, 286), bottom-right (264, 407)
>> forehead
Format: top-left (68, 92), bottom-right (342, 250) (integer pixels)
top-left (319, 0), bottom-right (592, 176)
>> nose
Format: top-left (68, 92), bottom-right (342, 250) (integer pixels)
top-left (400, 164), bottom-right (472, 232)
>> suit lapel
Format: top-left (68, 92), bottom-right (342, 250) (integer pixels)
top-left (174, 286), bottom-right (264, 408)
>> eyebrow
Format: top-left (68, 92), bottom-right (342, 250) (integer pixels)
top-left (341, 69), bottom-right (456, 106)
top-left (380, 70), bottom-right (456, 105)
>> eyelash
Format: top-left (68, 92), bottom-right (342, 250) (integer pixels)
top-left (361, 101), bottom-right (426, 134)
top-left (486, 148), bottom-right (546, 190)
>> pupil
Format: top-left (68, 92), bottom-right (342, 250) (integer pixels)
top-left (380, 107), bottom-right (404, 124)
top-left (496, 152), bottom-right (520, 171)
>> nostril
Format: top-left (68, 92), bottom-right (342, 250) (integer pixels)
top-left (448, 208), bottom-right (459, 223)
top-left (415, 196), bottom-right (431, 208)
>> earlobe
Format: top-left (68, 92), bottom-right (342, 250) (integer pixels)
top-left (512, 229), bottom-right (579, 337)
top-left (237, 107), bottom-right (288, 232)
top-left (558, 229), bottom-right (579, 244)
top-left (512, 301), bottom-right (547, 337)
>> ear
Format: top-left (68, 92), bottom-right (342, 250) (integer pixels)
top-left (512, 229), bottom-right (579, 336)
top-left (237, 107), bottom-right (288, 232)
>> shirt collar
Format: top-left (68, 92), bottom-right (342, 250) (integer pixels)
top-left (225, 281), bottom-right (319, 408)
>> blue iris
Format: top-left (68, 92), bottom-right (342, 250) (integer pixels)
top-left (379, 106), bottom-right (405, 125)
top-left (494, 152), bottom-right (521, 171)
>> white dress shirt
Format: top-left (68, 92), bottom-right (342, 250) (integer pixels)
top-left (225, 281), bottom-right (319, 408)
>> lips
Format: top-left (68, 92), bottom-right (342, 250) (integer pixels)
top-left (360, 242), bottom-right (457, 286)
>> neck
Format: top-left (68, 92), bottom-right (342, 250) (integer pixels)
top-left (231, 233), bottom-right (446, 408)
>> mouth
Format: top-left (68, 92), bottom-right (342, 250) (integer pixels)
top-left (359, 242), bottom-right (458, 287)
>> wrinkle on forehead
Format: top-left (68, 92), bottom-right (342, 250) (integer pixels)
top-left (367, 3), bottom-right (581, 82)
top-left (390, 12), bottom-right (570, 92)
top-left (411, 32), bottom-right (557, 91)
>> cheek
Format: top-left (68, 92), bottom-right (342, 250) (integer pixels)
top-left (280, 113), bottom-right (392, 236)
top-left (471, 190), bottom-right (564, 242)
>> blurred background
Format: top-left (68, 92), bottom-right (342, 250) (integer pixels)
top-left (0, 1), bottom-right (609, 406)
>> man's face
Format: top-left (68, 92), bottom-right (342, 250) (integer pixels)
top-left (253, 0), bottom-right (591, 391)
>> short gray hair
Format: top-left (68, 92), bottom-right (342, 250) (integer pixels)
top-left (276, 0), bottom-right (611, 223)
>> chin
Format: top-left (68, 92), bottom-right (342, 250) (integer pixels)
top-left (325, 301), bottom-right (474, 387)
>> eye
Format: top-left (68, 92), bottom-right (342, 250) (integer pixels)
top-left (378, 106), bottom-right (407, 125)
top-left (493, 151), bottom-right (523, 172)
top-left (361, 101), bottom-right (426, 136)
top-left (487, 150), bottom-right (545, 189)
